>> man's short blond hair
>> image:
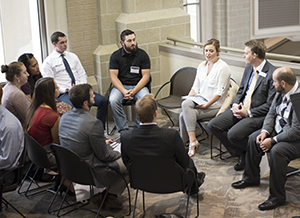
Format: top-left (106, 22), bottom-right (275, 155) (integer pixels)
top-left (135, 94), bottom-right (157, 123)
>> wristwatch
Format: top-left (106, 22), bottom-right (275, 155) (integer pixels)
top-left (271, 137), bottom-right (277, 146)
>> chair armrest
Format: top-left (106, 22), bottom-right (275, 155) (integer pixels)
top-left (154, 81), bottom-right (171, 99)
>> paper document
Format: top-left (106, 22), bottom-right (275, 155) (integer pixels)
top-left (182, 95), bottom-right (208, 106)
top-left (259, 153), bottom-right (270, 177)
top-left (110, 141), bottom-right (121, 153)
top-left (73, 183), bottom-right (103, 202)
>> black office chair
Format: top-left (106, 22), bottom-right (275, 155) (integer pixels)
top-left (49, 144), bottom-right (131, 218)
top-left (17, 133), bottom-right (56, 197)
top-left (106, 76), bottom-right (152, 135)
top-left (0, 137), bottom-right (27, 217)
top-left (155, 67), bottom-right (197, 126)
top-left (127, 156), bottom-right (199, 218)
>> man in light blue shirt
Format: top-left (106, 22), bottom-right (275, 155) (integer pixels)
top-left (0, 84), bottom-right (24, 171)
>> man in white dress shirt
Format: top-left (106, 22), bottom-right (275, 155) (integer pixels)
top-left (42, 31), bottom-right (108, 128)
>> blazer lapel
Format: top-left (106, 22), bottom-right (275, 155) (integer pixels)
top-left (253, 61), bottom-right (270, 92)
top-left (242, 68), bottom-right (253, 95)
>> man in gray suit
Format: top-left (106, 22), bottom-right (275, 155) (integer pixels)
top-left (59, 84), bottom-right (127, 210)
top-left (232, 67), bottom-right (300, 210)
top-left (207, 40), bottom-right (276, 170)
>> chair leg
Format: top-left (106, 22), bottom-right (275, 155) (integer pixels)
top-left (47, 177), bottom-right (65, 214)
top-left (95, 189), bottom-right (108, 218)
top-left (209, 134), bottom-right (229, 160)
top-left (197, 123), bottom-right (209, 142)
top-left (195, 192), bottom-right (199, 218)
top-left (17, 162), bottom-right (34, 195)
top-left (106, 111), bottom-right (116, 136)
top-left (2, 198), bottom-right (26, 218)
top-left (185, 185), bottom-right (193, 218)
top-left (163, 109), bottom-right (175, 126)
top-left (107, 125), bottom-right (117, 136)
top-left (142, 191), bottom-right (146, 218)
top-left (132, 189), bottom-right (139, 218)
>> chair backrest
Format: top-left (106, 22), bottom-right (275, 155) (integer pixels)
top-left (216, 78), bottom-right (239, 116)
top-left (51, 144), bottom-right (95, 186)
top-left (24, 133), bottom-right (51, 169)
top-left (170, 67), bottom-right (197, 97)
top-left (127, 156), bottom-right (185, 194)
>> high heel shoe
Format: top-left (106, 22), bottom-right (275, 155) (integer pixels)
top-left (188, 141), bottom-right (199, 157)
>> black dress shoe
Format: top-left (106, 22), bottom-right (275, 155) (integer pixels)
top-left (292, 216), bottom-right (300, 218)
top-left (197, 172), bottom-right (206, 187)
top-left (234, 153), bottom-right (245, 171)
top-left (258, 199), bottom-right (285, 210)
top-left (231, 180), bottom-right (259, 189)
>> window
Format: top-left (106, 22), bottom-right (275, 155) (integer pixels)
top-left (0, 0), bottom-right (41, 83)
top-left (183, 0), bottom-right (201, 42)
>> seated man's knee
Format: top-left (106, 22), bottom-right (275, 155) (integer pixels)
top-left (207, 117), bottom-right (218, 133)
top-left (247, 133), bottom-right (256, 144)
top-left (269, 145), bottom-right (281, 158)
top-left (227, 128), bottom-right (242, 143)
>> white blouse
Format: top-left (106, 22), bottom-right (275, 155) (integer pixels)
top-left (192, 59), bottom-right (231, 109)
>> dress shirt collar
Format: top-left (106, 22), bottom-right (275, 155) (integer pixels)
top-left (140, 122), bottom-right (157, 126)
top-left (283, 81), bottom-right (299, 102)
top-left (254, 59), bottom-right (266, 73)
top-left (52, 49), bottom-right (67, 58)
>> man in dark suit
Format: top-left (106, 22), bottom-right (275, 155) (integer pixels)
top-left (232, 67), bottom-right (300, 210)
top-left (121, 94), bottom-right (205, 194)
top-left (207, 40), bottom-right (276, 170)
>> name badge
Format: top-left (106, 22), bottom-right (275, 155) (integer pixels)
top-left (259, 72), bottom-right (267, 77)
top-left (130, 66), bottom-right (140, 74)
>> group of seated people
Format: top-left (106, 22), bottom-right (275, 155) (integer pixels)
top-left (0, 27), bottom-right (300, 214)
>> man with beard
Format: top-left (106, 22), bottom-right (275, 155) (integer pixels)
top-left (232, 67), bottom-right (300, 210)
top-left (59, 84), bottom-right (128, 210)
top-left (109, 29), bottom-right (151, 133)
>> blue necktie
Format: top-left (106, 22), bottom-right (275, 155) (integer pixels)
top-left (61, 54), bottom-right (75, 86)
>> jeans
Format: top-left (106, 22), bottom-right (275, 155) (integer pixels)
top-left (57, 92), bottom-right (108, 129)
top-left (109, 85), bottom-right (149, 133)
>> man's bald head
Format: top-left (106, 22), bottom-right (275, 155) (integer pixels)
top-left (274, 67), bottom-right (296, 86)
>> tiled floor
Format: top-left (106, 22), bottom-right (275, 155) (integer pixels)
top-left (1, 114), bottom-right (300, 218)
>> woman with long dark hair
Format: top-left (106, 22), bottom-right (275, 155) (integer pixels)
top-left (18, 53), bottom-right (72, 115)
top-left (23, 77), bottom-right (60, 172)
top-left (18, 53), bottom-right (42, 99)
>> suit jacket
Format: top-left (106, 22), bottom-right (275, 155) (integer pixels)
top-left (233, 60), bottom-right (276, 118)
top-left (121, 124), bottom-right (195, 173)
top-left (59, 108), bottom-right (121, 187)
top-left (262, 84), bottom-right (300, 150)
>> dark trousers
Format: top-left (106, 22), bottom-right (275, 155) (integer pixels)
top-left (57, 92), bottom-right (108, 129)
top-left (207, 108), bottom-right (264, 157)
top-left (184, 159), bottom-right (199, 194)
top-left (243, 129), bottom-right (300, 203)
